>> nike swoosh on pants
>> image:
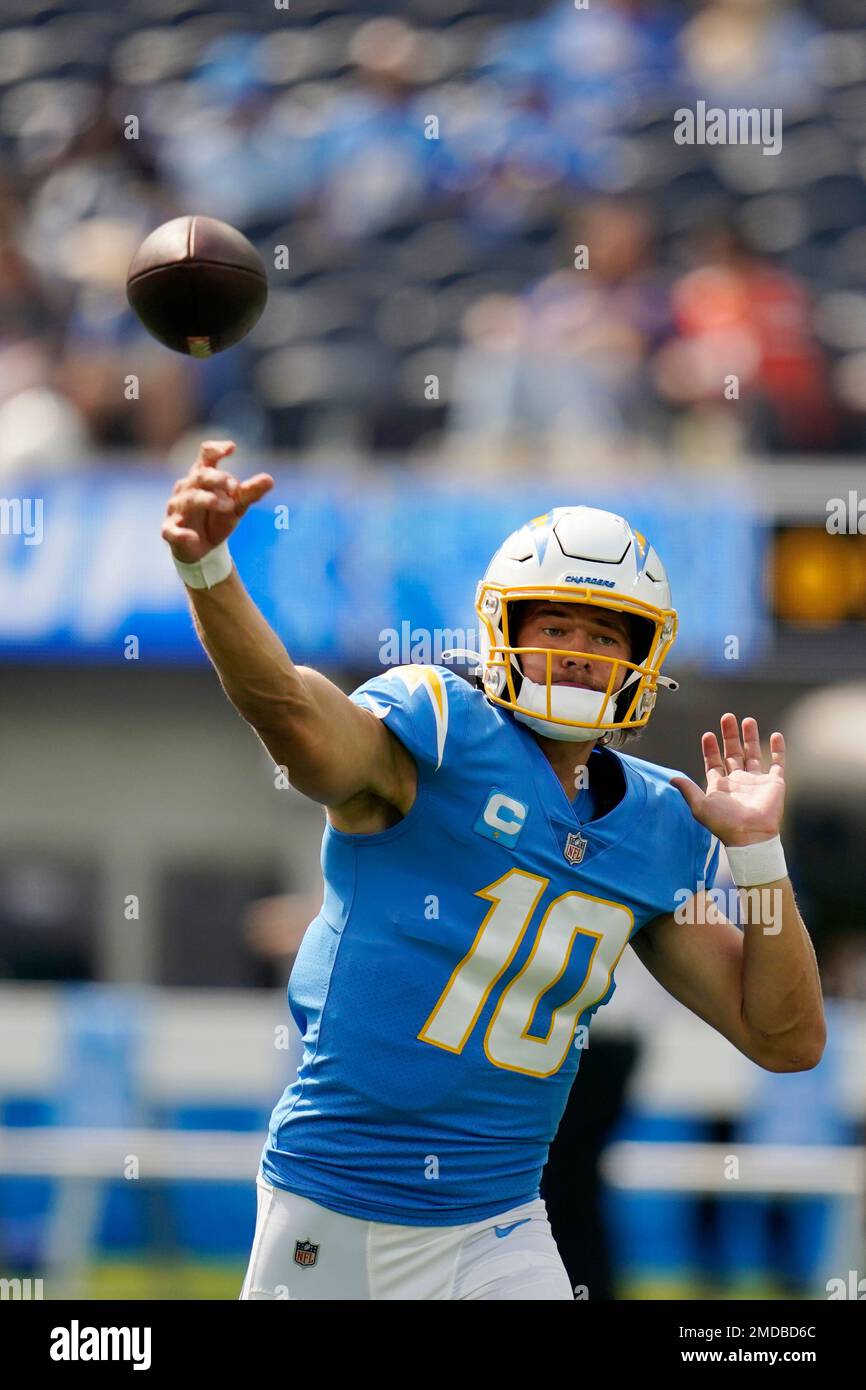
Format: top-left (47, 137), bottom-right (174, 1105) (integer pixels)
top-left (493, 1218), bottom-right (532, 1238)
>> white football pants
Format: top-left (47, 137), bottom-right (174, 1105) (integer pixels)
top-left (239, 1174), bottom-right (573, 1301)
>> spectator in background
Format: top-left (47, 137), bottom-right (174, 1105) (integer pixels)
top-left (0, 0), bottom-right (857, 466)
top-left (448, 197), bottom-right (670, 472)
top-left (678, 0), bottom-right (821, 116)
top-left (312, 19), bottom-right (436, 243)
top-left (243, 890), bottom-right (321, 979)
top-left (0, 187), bottom-right (90, 474)
top-left (0, 90), bottom-right (203, 467)
top-left (24, 86), bottom-right (169, 272)
top-left (435, 84), bottom-right (573, 243)
top-left (472, 0), bottom-right (686, 224)
top-left (0, 233), bottom-right (66, 405)
top-left (53, 215), bottom-right (199, 455)
top-left (483, 0), bottom-right (684, 131)
top-left (652, 222), bottom-right (838, 453)
top-left (154, 35), bottom-right (314, 236)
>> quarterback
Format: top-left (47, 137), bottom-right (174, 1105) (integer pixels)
top-left (162, 441), bottom-right (826, 1301)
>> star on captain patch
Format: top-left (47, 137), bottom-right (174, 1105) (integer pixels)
top-left (563, 831), bottom-right (588, 865)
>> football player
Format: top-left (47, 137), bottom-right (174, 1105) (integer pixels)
top-left (162, 440), bottom-right (826, 1301)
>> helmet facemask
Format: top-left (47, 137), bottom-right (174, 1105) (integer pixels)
top-left (473, 507), bottom-right (679, 742)
top-left (476, 584), bottom-right (677, 743)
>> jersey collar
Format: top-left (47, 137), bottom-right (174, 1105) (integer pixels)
top-left (508, 714), bottom-right (647, 862)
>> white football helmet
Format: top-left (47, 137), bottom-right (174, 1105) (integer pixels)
top-left (474, 506), bottom-right (678, 741)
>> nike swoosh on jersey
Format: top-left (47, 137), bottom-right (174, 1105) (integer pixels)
top-left (494, 1218), bottom-right (532, 1238)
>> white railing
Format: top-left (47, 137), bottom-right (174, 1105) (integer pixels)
top-left (2, 1126), bottom-right (862, 1197)
top-left (601, 1141), bottom-right (866, 1196)
top-left (0, 1127), bottom-right (261, 1180)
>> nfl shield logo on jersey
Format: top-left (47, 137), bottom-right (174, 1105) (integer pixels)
top-left (563, 831), bottom-right (588, 865)
top-left (294, 1239), bottom-right (319, 1268)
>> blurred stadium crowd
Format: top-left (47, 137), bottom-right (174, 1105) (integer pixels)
top-left (2, 0), bottom-right (866, 472)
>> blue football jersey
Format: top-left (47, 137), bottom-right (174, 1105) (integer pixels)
top-left (262, 665), bottom-right (720, 1225)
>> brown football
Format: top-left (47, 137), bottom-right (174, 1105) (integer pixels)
top-left (126, 215), bottom-right (268, 357)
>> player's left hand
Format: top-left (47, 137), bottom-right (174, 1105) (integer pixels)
top-left (669, 714), bottom-right (786, 848)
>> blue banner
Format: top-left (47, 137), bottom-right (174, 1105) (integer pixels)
top-left (0, 468), bottom-right (768, 669)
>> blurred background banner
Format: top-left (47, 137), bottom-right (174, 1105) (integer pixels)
top-left (0, 469), bottom-right (766, 666)
top-left (0, 0), bottom-right (865, 1303)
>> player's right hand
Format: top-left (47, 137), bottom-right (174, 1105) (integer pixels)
top-left (161, 440), bottom-right (274, 564)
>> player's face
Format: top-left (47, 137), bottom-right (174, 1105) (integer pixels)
top-left (512, 601), bottom-right (632, 693)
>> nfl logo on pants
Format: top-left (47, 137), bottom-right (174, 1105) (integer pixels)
top-left (294, 1239), bottom-right (319, 1268)
top-left (563, 832), bottom-right (587, 865)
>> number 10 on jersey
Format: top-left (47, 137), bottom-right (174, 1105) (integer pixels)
top-left (418, 868), bottom-right (633, 1078)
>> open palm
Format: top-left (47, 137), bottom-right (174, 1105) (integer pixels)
top-left (670, 714), bottom-right (786, 848)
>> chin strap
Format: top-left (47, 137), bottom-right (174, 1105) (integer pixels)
top-left (615, 666), bottom-right (679, 694)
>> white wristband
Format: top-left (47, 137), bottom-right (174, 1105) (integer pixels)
top-left (725, 835), bottom-right (787, 887)
top-left (173, 541), bottom-right (233, 590)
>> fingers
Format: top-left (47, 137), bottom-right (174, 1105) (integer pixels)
top-left (196, 440), bottom-right (236, 467)
top-left (720, 712), bottom-right (744, 772)
top-left (741, 716), bottom-right (762, 772)
top-left (705, 716), bottom-right (784, 779)
top-left (161, 519), bottom-right (199, 546)
top-left (171, 487), bottom-right (235, 514)
top-left (241, 472), bottom-right (274, 493)
top-left (701, 730), bottom-right (724, 777)
top-left (188, 467), bottom-right (239, 494)
top-left (769, 730), bottom-right (786, 779)
top-left (670, 775), bottom-right (704, 816)
top-left (168, 451), bottom-right (272, 536)
top-left (186, 441), bottom-right (239, 492)
top-left (235, 473), bottom-right (274, 512)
